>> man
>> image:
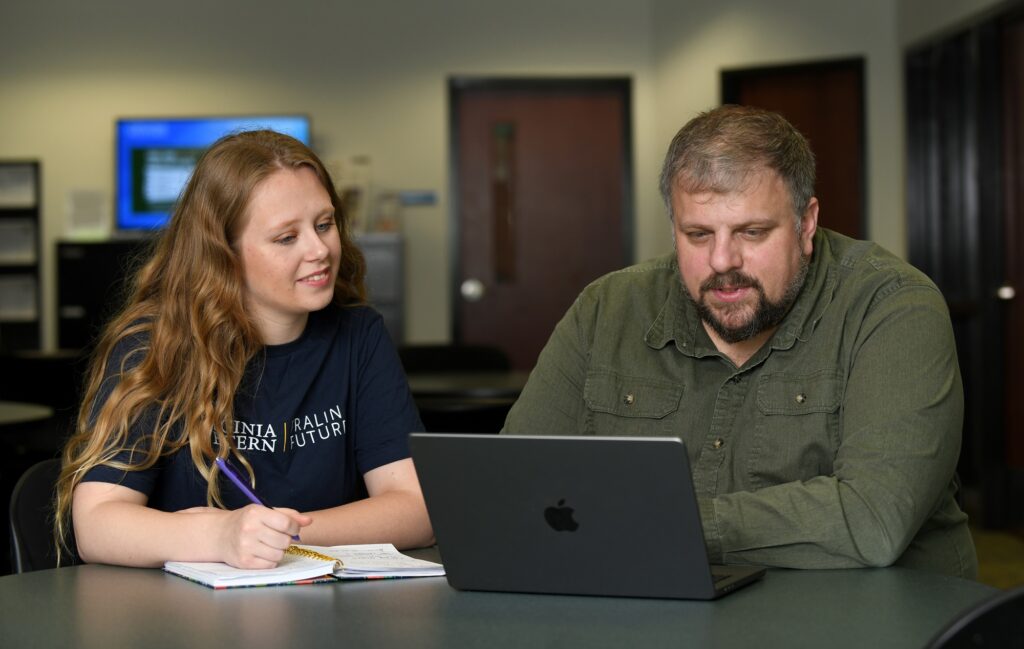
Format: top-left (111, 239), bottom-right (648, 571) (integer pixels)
top-left (502, 105), bottom-right (977, 578)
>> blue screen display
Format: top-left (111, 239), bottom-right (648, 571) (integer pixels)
top-left (115, 115), bottom-right (311, 231)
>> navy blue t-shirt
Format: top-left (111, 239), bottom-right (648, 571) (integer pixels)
top-left (82, 305), bottom-right (422, 512)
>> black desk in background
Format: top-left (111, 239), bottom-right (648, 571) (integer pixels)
top-left (406, 371), bottom-right (529, 433)
top-left (0, 400), bottom-right (53, 428)
top-left (0, 548), bottom-right (998, 649)
top-left (406, 371), bottom-right (529, 400)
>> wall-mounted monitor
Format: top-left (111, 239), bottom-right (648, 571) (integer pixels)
top-left (115, 115), bottom-right (311, 231)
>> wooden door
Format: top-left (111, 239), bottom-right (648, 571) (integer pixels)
top-left (722, 59), bottom-right (865, 239)
top-left (450, 79), bottom-right (632, 370)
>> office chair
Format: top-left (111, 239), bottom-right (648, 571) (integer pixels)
top-left (9, 457), bottom-right (77, 573)
top-left (924, 584), bottom-right (1024, 648)
top-left (412, 397), bottom-right (515, 434)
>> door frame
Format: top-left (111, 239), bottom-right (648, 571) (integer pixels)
top-left (447, 76), bottom-right (634, 344)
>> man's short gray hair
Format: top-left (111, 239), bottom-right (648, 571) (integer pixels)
top-left (659, 105), bottom-right (816, 226)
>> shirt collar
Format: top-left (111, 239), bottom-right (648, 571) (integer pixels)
top-left (643, 255), bottom-right (703, 356)
top-left (771, 229), bottom-right (836, 352)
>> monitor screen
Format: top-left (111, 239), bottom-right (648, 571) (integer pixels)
top-left (115, 115), bottom-right (311, 231)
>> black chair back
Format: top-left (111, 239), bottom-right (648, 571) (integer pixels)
top-left (9, 458), bottom-right (77, 572)
top-left (924, 585), bottom-right (1024, 648)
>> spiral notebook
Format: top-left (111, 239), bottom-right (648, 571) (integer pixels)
top-left (163, 543), bottom-right (445, 589)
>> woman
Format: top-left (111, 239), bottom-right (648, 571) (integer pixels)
top-left (55, 130), bottom-right (433, 569)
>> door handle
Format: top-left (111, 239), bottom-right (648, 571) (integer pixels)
top-left (997, 284), bottom-right (1016, 301)
top-left (461, 278), bottom-right (486, 302)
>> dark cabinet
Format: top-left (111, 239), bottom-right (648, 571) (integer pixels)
top-left (56, 239), bottom-right (152, 350)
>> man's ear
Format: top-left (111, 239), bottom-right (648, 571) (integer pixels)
top-left (800, 197), bottom-right (819, 256)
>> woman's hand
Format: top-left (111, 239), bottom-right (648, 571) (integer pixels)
top-left (215, 505), bottom-right (312, 569)
top-left (72, 482), bottom-right (313, 568)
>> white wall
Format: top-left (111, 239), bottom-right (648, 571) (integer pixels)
top-left (1, 0), bottom-right (1003, 352)
top-left (0, 0), bottom-right (657, 349)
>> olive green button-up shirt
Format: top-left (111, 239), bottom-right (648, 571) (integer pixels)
top-left (503, 229), bottom-right (977, 578)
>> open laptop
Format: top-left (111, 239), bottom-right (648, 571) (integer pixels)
top-left (409, 433), bottom-right (766, 600)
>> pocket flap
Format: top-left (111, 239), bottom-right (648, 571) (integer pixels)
top-left (584, 370), bottom-right (683, 418)
top-left (756, 369), bottom-right (841, 415)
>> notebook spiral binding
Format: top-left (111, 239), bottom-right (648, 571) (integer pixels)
top-left (286, 545), bottom-right (344, 568)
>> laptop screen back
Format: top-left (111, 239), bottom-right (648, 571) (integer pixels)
top-left (410, 434), bottom-right (748, 599)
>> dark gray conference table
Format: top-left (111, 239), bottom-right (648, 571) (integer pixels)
top-left (0, 548), bottom-right (997, 649)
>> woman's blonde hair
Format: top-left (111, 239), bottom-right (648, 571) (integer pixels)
top-left (54, 130), bottom-right (366, 560)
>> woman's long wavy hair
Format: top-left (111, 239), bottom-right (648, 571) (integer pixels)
top-left (54, 130), bottom-right (366, 560)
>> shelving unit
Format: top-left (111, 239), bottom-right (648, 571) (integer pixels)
top-left (0, 161), bottom-right (41, 352)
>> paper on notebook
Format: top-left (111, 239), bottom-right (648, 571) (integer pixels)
top-left (163, 543), bottom-right (444, 588)
top-left (299, 543), bottom-right (446, 579)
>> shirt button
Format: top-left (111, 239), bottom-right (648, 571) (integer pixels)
top-left (712, 438), bottom-right (724, 449)
top-left (623, 393), bottom-right (635, 406)
top-left (795, 393), bottom-right (807, 404)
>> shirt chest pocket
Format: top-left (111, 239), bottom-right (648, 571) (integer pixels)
top-left (583, 370), bottom-right (683, 437)
top-left (747, 369), bottom-right (843, 488)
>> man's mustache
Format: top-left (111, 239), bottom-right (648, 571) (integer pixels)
top-left (700, 270), bottom-right (762, 294)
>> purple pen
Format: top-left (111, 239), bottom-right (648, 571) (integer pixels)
top-left (215, 456), bottom-right (301, 541)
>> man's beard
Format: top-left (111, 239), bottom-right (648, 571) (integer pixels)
top-left (682, 255), bottom-right (810, 344)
